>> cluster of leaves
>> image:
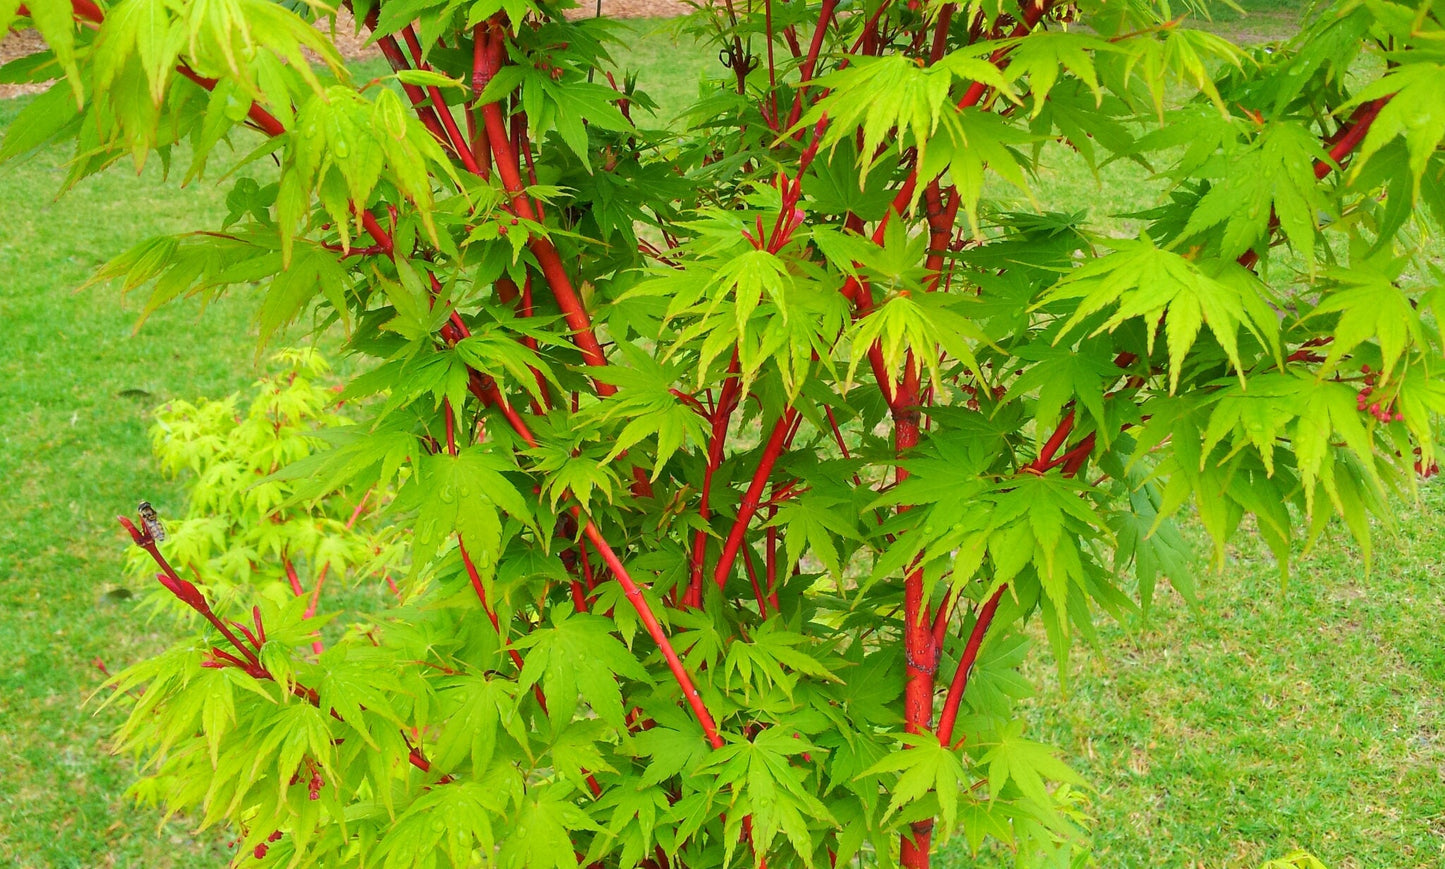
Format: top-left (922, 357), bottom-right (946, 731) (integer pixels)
top-left (8, 0), bottom-right (1445, 866)
top-left (122, 348), bottom-right (400, 623)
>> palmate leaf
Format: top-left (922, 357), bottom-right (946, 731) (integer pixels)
top-left (979, 475), bottom-right (1111, 609)
top-left (696, 728), bottom-right (836, 868)
top-left (723, 618), bottom-right (840, 700)
top-left (400, 446), bottom-right (535, 571)
top-left (1349, 61), bottom-right (1445, 195)
top-left (862, 733), bottom-right (967, 839)
top-left (1103, 465), bottom-right (1197, 614)
top-left (316, 649), bottom-right (404, 751)
top-left (978, 720), bottom-right (1087, 823)
top-left (1005, 30), bottom-right (1113, 118)
top-left (845, 286), bottom-right (989, 394)
top-left (1111, 25), bottom-right (1245, 118)
top-left (514, 607), bottom-right (652, 729)
top-left (766, 490), bottom-right (861, 582)
top-left (431, 672), bottom-right (519, 775)
top-left (921, 108), bottom-right (1035, 232)
top-left (500, 784), bottom-right (604, 869)
top-left (585, 780), bottom-right (673, 869)
top-left (1199, 372), bottom-right (1308, 478)
top-left (1047, 236), bottom-right (1281, 390)
top-left (1309, 263), bottom-right (1426, 384)
top-left (1288, 378), bottom-right (1376, 518)
top-left (266, 422), bottom-right (420, 501)
top-left (378, 782), bottom-right (510, 869)
top-left (802, 139), bottom-right (896, 220)
top-left (632, 721), bottom-right (712, 786)
top-left (528, 439), bottom-right (622, 513)
top-left (1009, 339), bottom-right (1116, 434)
top-left (955, 630), bottom-right (1033, 719)
top-left (586, 342), bottom-right (709, 480)
top-left (805, 48), bottom-right (1017, 184)
top-left (1180, 122), bottom-right (1331, 262)
top-left (14, 0), bottom-right (81, 102)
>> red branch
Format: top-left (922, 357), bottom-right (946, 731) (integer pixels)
top-left (584, 522), bottom-right (726, 749)
top-left (935, 586), bottom-right (1006, 746)
top-left (687, 355), bottom-right (743, 607)
top-left (472, 23), bottom-right (614, 396)
top-left (118, 515), bottom-right (443, 778)
top-left (712, 408), bottom-right (798, 592)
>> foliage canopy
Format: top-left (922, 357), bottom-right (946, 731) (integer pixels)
top-left (7, 0), bottom-right (1445, 865)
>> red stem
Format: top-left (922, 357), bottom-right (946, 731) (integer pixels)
top-left (935, 586), bottom-right (1006, 746)
top-left (741, 545), bottom-right (769, 615)
top-left (1031, 410), bottom-right (1075, 471)
top-left (762, 0), bottom-right (779, 130)
top-left (785, 0), bottom-right (838, 133)
top-left (283, 554), bottom-right (305, 599)
top-left (473, 24), bottom-right (614, 396)
top-left (119, 518), bottom-right (261, 668)
top-left (928, 4), bottom-right (955, 63)
top-left (583, 522), bottom-right (725, 749)
top-left (467, 371), bottom-right (725, 751)
top-left (687, 355), bottom-right (743, 607)
top-left (459, 540), bottom-right (528, 673)
top-left (712, 408), bottom-right (798, 592)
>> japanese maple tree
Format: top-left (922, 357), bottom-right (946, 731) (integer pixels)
top-left (6, 0), bottom-right (1445, 865)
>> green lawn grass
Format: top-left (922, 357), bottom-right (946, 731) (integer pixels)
top-left (2, 7), bottom-right (1439, 867)
top-left (0, 94), bottom-right (276, 865)
top-left (941, 501), bottom-right (1445, 869)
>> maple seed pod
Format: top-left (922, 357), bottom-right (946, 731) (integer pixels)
top-left (254, 843), bottom-right (268, 859)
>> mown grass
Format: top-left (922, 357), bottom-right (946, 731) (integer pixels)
top-left (941, 498), bottom-right (1445, 869)
top-left (0, 95), bottom-right (272, 866)
top-left (3, 5), bottom-right (1438, 867)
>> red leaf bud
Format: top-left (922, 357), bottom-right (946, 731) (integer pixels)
top-left (156, 573), bottom-right (210, 613)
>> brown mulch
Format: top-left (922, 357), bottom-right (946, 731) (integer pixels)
top-left (0, 29), bottom-right (48, 98)
top-left (0, 0), bottom-right (688, 100)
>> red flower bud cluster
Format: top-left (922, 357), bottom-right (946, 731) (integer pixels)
top-left (1356, 365), bottom-right (1404, 423)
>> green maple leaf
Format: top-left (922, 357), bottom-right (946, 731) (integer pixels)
top-left (404, 446), bottom-right (534, 572)
top-left (862, 733), bottom-right (967, 838)
top-left (1310, 263), bottom-right (1425, 384)
top-left (1180, 122), bottom-right (1329, 262)
top-left (1009, 340), bottom-right (1116, 435)
top-left (1350, 62), bottom-right (1445, 195)
top-left (432, 672), bottom-right (520, 775)
top-left (1048, 236), bottom-right (1280, 391)
top-left (979, 720), bottom-right (1087, 819)
top-left (501, 784), bottom-right (603, 869)
top-left (632, 721), bottom-right (713, 786)
top-left (767, 492), bottom-right (860, 582)
top-left (697, 728), bottom-right (836, 867)
top-left (514, 607), bottom-right (652, 729)
top-left (379, 782), bottom-right (510, 869)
